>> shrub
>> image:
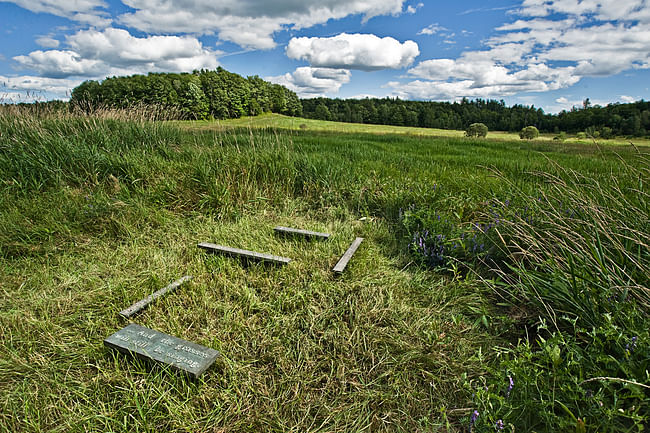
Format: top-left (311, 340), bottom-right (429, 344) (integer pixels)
top-left (576, 132), bottom-right (587, 139)
top-left (553, 132), bottom-right (567, 141)
top-left (519, 126), bottom-right (539, 140)
top-left (465, 123), bottom-right (488, 138)
top-left (585, 126), bottom-right (600, 138)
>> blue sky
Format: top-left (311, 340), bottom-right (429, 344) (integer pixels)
top-left (1, 0), bottom-right (649, 113)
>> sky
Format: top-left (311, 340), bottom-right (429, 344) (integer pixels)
top-left (1, 0), bottom-right (649, 113)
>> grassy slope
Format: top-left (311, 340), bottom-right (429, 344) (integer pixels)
top-left (0, 114), bottom-right (645, 432)
top-left (178, 113), bottom-right (650, 147)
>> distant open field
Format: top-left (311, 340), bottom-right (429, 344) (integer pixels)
top-left (177, 113), bottom-right (650, 147)
top-left (2, 112), bottom-right (648, 432)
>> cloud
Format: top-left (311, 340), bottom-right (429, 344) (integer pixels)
top-left (418, 24), bottom-right (448, 35)
top-left (35, 36), bottom-right (60, 48)
top-left (390, 0), bottom-right (650, 100)
top-left (1, 74), bottom-right (83, 100)
top-left (406, 2), bottom-right (423, 14)
top-left (619, 95), bottom-right (637, 103)
top-left (389, 63), bottom-right (580, 101)
top-left (14, 28), bottom-right (220, 79)
top-left (287, 33), bottom-right (419, 71)
top-left (13, 50), bottom-right (104, 78)
top-left (3, 0), bottom-right (111, 26)
top-left (268, 67), bottom-right (351, 96)
top-left (118, 0), bottom-right (407, 49)
top-left (517, 0), bottom-right (650, 23)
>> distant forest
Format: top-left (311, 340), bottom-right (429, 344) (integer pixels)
top-left (301, 97), bottom-right (650, 137)
top-left (17, 67), bottom-right (650, 137)
top-left (69, 67), bottom-right (302, 119)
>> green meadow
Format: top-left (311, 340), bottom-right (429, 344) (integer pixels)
top-left (1, 111), bottom-right (648, 432)
top-left (180, 113), bottom-right (650, 147)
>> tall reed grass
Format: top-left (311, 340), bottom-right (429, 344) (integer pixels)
top-left (485, 154), bottom-right (649, 329)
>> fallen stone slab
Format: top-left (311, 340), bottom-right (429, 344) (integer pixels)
top-left (119, 276), bottom-right (193, 319)
top-left (333, 237), bottom-right (364, 274)
top-left (104, 323), bottom-right (219, 378)
top-left (198, 242), bottom-right (291, 265)
top-left (273, 226), bottom-right (330, 240)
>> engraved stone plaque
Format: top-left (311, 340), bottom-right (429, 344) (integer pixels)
top-left (104, 324), bottom-right (219, 378)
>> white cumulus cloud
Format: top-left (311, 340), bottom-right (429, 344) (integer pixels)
top-left (35, 36), bottom-right (60, 48)
top-left (13, 50), bottom-right (104, 78)
top-left (118, 0), bottom-right (407, 49)
top-left (390, 0), bottom-right (650, 101)
top-left (418, 24), bottom-right (448, 35)
top-left (14, 28), bottom-right (220, 79)
top-left (286, 33), bottom-right (419, 71)
top-left (0, 74), bottom-right (83, 101)
top-left (268, 67), bottom-right (351, 97)
top-left (2, 0), bottom-right (111, 26)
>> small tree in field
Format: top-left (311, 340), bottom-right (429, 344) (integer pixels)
top-left (465, 123), bottom-right (488, 138)
top-left (519, 126), bottom-right (539, 140)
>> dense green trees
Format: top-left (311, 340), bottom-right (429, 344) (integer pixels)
top-left (302, 97), bottom-right (650, 137)
top-left (70, 68), bottom-right (301, 120)
top-left (56, 75), bottom-right (650, 137)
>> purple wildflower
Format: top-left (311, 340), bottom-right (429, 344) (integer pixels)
top-left (626, 336), bottom-right (638, 353)
top-left (470, 410), bottom-right (479, 430)
top-left (495, 419), bottom-right (505, 430)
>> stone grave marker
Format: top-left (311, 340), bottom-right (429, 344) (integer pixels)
top-left (273, 226), bottom-right (330, 240)
top-left (119, 276), bottom-right (192, 319)
top-left (104, 323), bottom-right (219, 378)
top-left (198, 242), bottom-right (291, 265)
top-left (333, 237), bottom-right (364, 274)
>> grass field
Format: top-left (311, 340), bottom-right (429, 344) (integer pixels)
top-left (178, 113), bottom-right (650, 147)
top-left (1, 111), bottom-right (648, 432)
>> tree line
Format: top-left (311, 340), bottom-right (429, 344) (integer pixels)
top-left (14, 67), bottom-right (650, 137)
top-left (70, 68), bottom-right (302, 119)
top-left (301, 97), bottom-right (650, 137)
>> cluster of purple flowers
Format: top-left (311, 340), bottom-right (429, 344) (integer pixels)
top-left (411, 230), bottom-right (447, 267)
top-left (625, 336), bottom-right (638, 353)
top-left (469, 410), bottom-right (479, 431)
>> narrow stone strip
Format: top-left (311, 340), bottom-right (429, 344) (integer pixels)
top-left (274, 226), bottom-right (330, 240)
top-left (333, 237), bottom-right (364, 274)
top-left (119, 276), bottom-right (193, 319)
top-left (198, 242), bottom-right (291, 265)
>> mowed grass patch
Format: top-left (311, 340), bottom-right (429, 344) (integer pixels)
top-left (178, 113), bottom-right (650, 147)
top-left (1, 209), bottom-right (491, 432)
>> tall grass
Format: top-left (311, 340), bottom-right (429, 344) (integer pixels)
top-left (462, 154), bottom-right (650, 431)
top-left (1, 111), bottom-right (648, 431)
top-left (486, 154), bottom-right (649, 328)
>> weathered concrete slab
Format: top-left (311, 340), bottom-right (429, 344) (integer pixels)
top-left (104, 323), bottom-right (219, 378)
top-left (119, 276), bottom-right (192, 319)
top-left (333, 237), bottom-right (364, 274)
top-left (273, 226), bottom-right (330, 240)
top-left (198, 242), bottom-right (291, 265)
